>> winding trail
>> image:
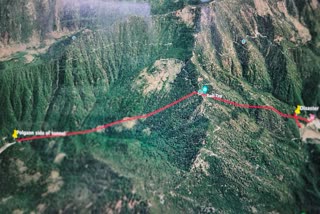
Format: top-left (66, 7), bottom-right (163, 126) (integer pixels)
top-left (202, 94), bottom-right (310, 126)
top-left (16, 91), bottom-right (311, 142)
top-left (0, 142), bottom-right (16, 154)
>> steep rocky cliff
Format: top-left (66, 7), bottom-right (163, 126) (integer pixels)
top-left (0, 0), bottom-right (319, 213)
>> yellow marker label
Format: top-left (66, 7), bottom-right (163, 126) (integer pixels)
top-left (12, 129), bottom-right (18, 139)
top-left (295, 105), bottom-right (301, 115)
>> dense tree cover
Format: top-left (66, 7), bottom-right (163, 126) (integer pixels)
top-left (0, 0), bottom-right (319, 212)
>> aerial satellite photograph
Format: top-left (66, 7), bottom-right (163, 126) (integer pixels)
top-left (0, 0), bottom-right (320, 213)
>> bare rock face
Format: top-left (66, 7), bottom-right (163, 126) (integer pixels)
top-left (136, 59), bottom-right (184, 95)
top-left (0, 0), bottom-right (151, 60)
top-left (0, 0), bottom-right (319, 213)
top-left (189, 0), bottom-right (319, 106)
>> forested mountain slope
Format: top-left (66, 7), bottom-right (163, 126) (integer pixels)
top-left (0, 0), bottom-right (319, 213)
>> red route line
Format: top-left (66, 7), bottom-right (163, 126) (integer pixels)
top-left (16, 91), bottom-right (311, 142)
top-left (16, 91), bottom-right (198, 142)
top-left (201, 94), bottom-right (311, 126)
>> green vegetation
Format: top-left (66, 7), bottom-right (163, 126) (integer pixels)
top-left (0, 0), bottom-right (319, 213)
